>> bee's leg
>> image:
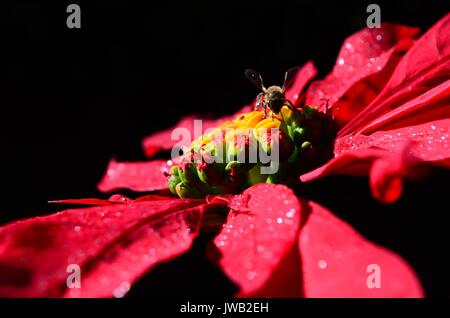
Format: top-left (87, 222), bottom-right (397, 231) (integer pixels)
top-left (280, 111), bottom-right (286, 122)
top-left (262, 103), bottom-right (267, 118)
top-left (255, 93), bottom-right (264, 111)
top-left (284, 99), bottom-right (297, 112)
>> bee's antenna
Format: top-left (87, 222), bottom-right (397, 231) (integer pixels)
top-left (282, 67), bottom-right (300, 93)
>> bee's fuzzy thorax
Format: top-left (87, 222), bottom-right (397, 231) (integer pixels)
top-left (265, 85), bottom-right (283, 94)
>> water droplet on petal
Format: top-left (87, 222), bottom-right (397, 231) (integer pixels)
top-left (247, 271), bottom-right (257, 280)
top-left (113, 281), bottom-right (131, 298)
top-left (286, 209), bottom-right (295, 218)
top-left (318, 260), bottom-right (328, 269)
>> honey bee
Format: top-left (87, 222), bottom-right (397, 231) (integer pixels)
top-left (245, 67), bottom-right (299, 119)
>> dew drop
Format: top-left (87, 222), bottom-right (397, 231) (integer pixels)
top-left (247, 271), bottom-right (257, 280)
top-left (276, 217), bottom-right (283, 224)
top-left (73, 226), bottom-right (81, 232)
top-left (286, 209), bottom-right (295, 218)
top-left (318, 260), bottom-right (328, 269)
top-left (338, 58), bottom-right (345, 66)
top-left (113, 281), bottom-right (131, 298)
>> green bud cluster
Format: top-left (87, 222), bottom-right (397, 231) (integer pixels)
top-left (167, 106), bottom-right (336, 198)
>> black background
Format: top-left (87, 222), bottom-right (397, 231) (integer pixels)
top-left (1, 0), bottom-right (449, 297)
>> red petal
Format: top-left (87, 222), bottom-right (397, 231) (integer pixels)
top-left (49, 194), bottom-right (133, 206)
top-left (49, 198), bottom-right (115, 206)
top-left (356, 80), bottom-right (450, 135)
top-left (301, 148), bottom-right (407, 203)
top-left (299, 201), bottom-right (424, 297)
top-left (306, 23), bottom-right (419, 125)
top-left (97, 159), bottom-right (170, 193)
top-left (340, 13), bottom-right (450, 136)
top-left (369, 158), bottom-right (404, 204)
top-left (0, 198), bottom-right (210, 297)
top-left (301, 148), bottom-right (383, 181)
top-left (133, 194), bottom-right (183, 202)
top-left (303, 119), bottom-right (450, 202)
top-left (210, 183), bottom-right (302, 297)
top-left (285, 61), bottom-right (317, 106)
top-left (335, 119), bottom-right (450, 163)
top-left (301, 150), bottom-right (419, 204)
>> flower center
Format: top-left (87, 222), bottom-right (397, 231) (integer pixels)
top-left (168, 106), bottom-right (336, 198)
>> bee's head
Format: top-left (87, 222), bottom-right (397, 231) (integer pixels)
top-left (266, 86), bottom-right (285, 113)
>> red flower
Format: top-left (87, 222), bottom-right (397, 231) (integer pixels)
top-left (1, 13), bottom-right (449, 298)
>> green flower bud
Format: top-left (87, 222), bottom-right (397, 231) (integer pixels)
top-left (175, 182), bottom-right (203, 199)
top-left (168, 174), bottom-right (181, 195)
top-left (167, 107), bottom-right (336, 198)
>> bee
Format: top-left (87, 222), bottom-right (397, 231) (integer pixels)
top-left (245, 67), bottom-right (299, 120)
